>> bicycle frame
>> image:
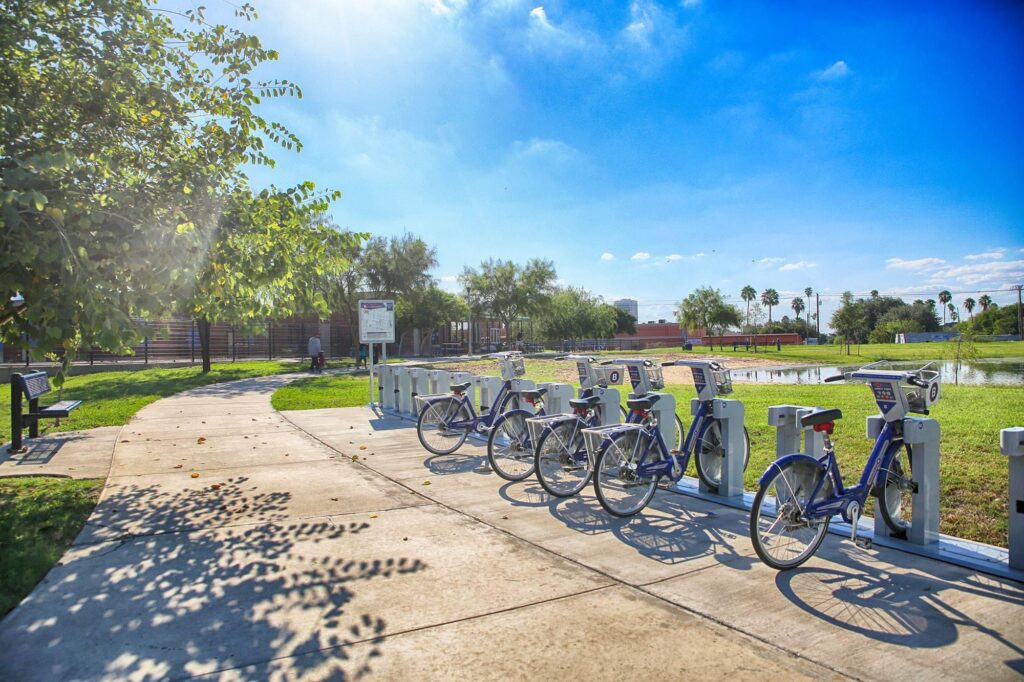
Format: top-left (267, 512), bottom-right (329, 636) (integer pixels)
top-left (796, 420), bottom-right (905, 522)
top-left (629, 400), bottom-right (713, 481)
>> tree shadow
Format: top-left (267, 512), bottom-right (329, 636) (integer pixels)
top-left (775, 549), bottom-right (1024, 672)
top-left (0, 474), bottom-right (426, 680)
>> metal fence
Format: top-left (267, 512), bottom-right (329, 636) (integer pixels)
top-left (1, 319), bottom-right (358, 366)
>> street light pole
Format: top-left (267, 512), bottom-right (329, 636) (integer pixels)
top-left (1016, 284), bottom-right (1023, 342)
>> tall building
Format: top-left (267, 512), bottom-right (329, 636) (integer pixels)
top-left (613, 298), bottom-right (638, 320)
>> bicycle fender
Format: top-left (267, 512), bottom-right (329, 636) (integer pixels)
top-left (492, 408), bottom-right (534, 430)
top-left (758, 454), bottom-right (825, 487)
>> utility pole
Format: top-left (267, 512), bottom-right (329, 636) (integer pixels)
top-left (815, 293), bottom-right (821, 340)
top-left (1016, 284), bottom-right (1023, 342)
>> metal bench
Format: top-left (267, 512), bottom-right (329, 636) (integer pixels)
top-left (8, 371), bottom-right (82, 452)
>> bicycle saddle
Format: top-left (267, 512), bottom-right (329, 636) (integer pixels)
top-left (519, 388), bottom-right (548, 401)
top-left (569, 395), bottom-right (601, 409)
top-left (450, 382), bottom-right (472, 393)
top-left (626, 394), bottom-right (662, 411)
top-left (800, 408), bottom-right (842, 428)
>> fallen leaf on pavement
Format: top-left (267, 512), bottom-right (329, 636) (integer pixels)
top-left (191, 472), bottom-right (200, 478)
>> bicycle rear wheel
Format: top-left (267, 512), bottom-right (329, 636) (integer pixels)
top-left (535, 419), bottom-right (590, 497)
top-left (877, 443), bottom-right (914, 537)
top-left (417, 398), bottom-right (471, 455)
top-left (593, 429), bottom-right (660, 517)
top-left (750, 460), bottom-right (831, 570)
top-left (694, 421), bottom-right (751, 493)
top-left (487, 409), bottom-right (535, 481)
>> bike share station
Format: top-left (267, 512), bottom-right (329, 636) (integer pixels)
top-left (367, 329), bottom-right (1024, 580)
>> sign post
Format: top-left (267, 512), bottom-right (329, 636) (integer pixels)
top-left (358, 300), bottom-right (396, 407)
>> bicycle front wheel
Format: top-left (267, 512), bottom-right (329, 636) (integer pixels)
top-left (593, 429), bottom-right (660, 517)
top-left (487, 409), bottom-right (535, 481)
top-left (877, 443), bottom-right (913, 537)
top-left (695, 421), bottom-right (751, 493)
top-left (750, 460), bottom-right (831, 570)
top-left (417, 398), bottom-right (471, 455)
top-left (535, 419), bottom-right (590, 497)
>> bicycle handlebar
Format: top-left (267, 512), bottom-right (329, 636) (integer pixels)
top-left (907, 376), bottom-right (929, 388)
top-left (824, 375), bottom-right (845, 383)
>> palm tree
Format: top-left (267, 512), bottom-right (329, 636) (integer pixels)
top-left (938, 290), bottom-right (952, 324)
top-left (963, 297), bottom-right (975, 320)
top-left (870, 289), bottom-right (879, 298)
top-left (979, 294), bottom-right (992, 312)
top-left (761, 288), bottom-right (780, 324)
top-left (804, 286), bottom-right (813, 327)
top-left (948, 303), bottom-right (957, 323)
top-left (740, 285), bottom-right (756, 328)
top-left (791, 297), bottom-right (805, 328)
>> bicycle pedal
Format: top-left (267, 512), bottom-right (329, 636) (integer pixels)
top-left (854, 537), bottom-right (873, 550)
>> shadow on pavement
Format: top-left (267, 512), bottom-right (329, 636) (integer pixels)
top-left (776, 550), bottom-right (1024, 668)
top-left (0, 474), bottom-right (427, 681)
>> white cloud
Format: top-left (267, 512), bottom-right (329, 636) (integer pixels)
top-left (681, 0), bottom-right (700, 7)
top-left (813, 60), bottom-right (849, 81)
top-left (440, 274), bottom-right (458, 282)
top-left (779, 260), bottom-right (817, 271)
top-left (930, 260), bottom-right (1024, 286)
top-left (622, 1), bottom-right (656, 47)
top-left (885, 257), bottom-right (947, 271)
top-left (529, 6), bottom-right (551, 29)
top-left (757, 257), bottom-right (784, 266)
top-left (964, 251), bottom-right (1005, 261)
top-left (665, 254), bottom-right (682, 261)
top-left (525, 5), bottom-right (598, 54)
top-left (600, 252), bottom-right (615, 261)
top-left (631, 251), bottom-right (651, 261)
top-left (510, 137), bottom-right (579, 162)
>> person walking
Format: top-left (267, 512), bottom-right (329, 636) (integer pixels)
top-left (308, 330), bottom-right (322, 373)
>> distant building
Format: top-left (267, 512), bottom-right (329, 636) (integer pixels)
top-left (613, 298), bottom-right (638, 320)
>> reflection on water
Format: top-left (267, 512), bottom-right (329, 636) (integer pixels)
top-left (732, 358), bottom-right (1024, 386)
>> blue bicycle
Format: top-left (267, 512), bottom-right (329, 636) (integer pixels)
top-left (416, 353), bottom-right (532, 458)
top-left (749, 362), bottom-right (941, 570)
top-left (532, 356), bottom-right (631, 496)
top-left (590, 360), bottom-right (750, 516)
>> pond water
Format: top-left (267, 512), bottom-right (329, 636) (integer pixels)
top-left (730, 358), bottom-right (1024, 386)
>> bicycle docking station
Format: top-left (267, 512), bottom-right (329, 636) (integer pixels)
top-left (1000, 427), bottom-right (1024, 571)
top-left (539, 382), bottom-right (574, 415)
top-left (709, 398), bottom-right (746, 498)
top-left (379, 365), bottom-right (398, 411)
top-left (473, 376), bottom-right (503, 416)
top-left (426, 369), bottom-right (451, 395)
top-left (868, 415), bottom-right (940, 546)
top-left (767, 405), bottom-right (825, 460)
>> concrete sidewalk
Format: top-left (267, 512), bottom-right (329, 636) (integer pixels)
top-left (0, 376), bottom-right (834, 681)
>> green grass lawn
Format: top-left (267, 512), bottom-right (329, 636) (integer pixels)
top-left (274, 368), bottom-right (1022, 548)
top-left (271, 374), bottom-right (371, 411)
top-left (0, 477), bottom-right (103, 618)
top-left (0, 360), bottom-right (312, 444)
top-left (604, 340), bottom-right (1024, 365)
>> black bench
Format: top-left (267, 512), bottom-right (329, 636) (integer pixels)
top-left (8, 371), bottom-right (82, 452)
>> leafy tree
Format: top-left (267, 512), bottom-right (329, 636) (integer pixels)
top-left (1, 0), bottom-right (305, 381)
top-left (460, 258), bottom-right (556, 345)
top-left (969, 303), bottom-right (1019, 335)
top-left (185, 185), bottom-right (354, 372)
top-left (938, 290), bottom-right (952, 324)
top-left (396, 286), bottom-right (469, 355)
top-left (760, 288), bottom-right (780, 324)
top-left (868, 319), bottom-right (923, 344)
top-left (676, 287), bottom-right (742, 337)
top-left (875, 301), bottom-right (941, 333)
top-left (963, 297), bottom-right (976, 319)
top-left (740, 285), bottom-right (757, 328)
top-left (791, 297), bottom-right (805, 327)
top-left (360, 233), bottom-right (437, 299)
top-left (978, 294), bottom-right (993, 312)
top-left (537, 288), bottom-right (617, 344)
top-left (831, 304), bottom-right (868, 346)
top-left (614, 307), bottom-right (637, 335)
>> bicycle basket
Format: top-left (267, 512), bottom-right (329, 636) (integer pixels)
top-left (711, 367), bottom-right (733, 395)
top-left (500, 355), bottom-right (526, 380)
top-left (581, 424), bottom-right (640, 462)
top-left (526, 414), bottom-right (577, 449)
top-left (644, 365), bottom-right (665, 390)
top-left (903, 367), bottom-right (940, 413)
top-left (593, 365), bottom-right (625, 386)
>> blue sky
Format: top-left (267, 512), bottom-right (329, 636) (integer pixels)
top-left (239, 0), bottom-right (1024, 325)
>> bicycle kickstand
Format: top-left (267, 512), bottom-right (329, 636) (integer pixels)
top-left (849, 506), bottom-right (873, 550)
